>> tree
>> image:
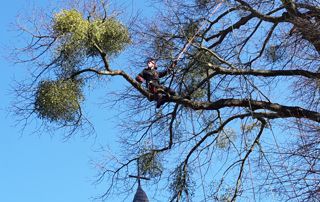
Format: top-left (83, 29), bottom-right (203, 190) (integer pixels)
top-left (12, 0), bottom-right (320, 201)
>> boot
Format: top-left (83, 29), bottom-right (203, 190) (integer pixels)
top-left (156, 94), bottom-right (166, 108)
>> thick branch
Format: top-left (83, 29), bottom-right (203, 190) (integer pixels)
top-left (235, 0), bottom-right (287, 23)
top-left (209, 65), bottom-right (320, 79)
top-left (169, 98), bottom-right (320, 123)
top-left (278, 1), bottom-right (320, 52)
top-left (290, 16), bottom-right (320, 52)
top-left (188, 64), bottom-right (319, 98)
top-left (71, 68), bottom-right (320, 123)
top-left (71, 68), bottom-right (153, 99)
top-left (296, 3), bottom-right (320, 14)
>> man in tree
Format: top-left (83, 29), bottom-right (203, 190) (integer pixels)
top-left (136, 58), bottom-right (177, 108)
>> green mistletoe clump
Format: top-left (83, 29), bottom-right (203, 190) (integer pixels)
top-left (34, 79), bottom-right (83, 122)
top-left (52, 9), bottom-right (131, 59)
top-left (139, 151), bottom-right (163, 178)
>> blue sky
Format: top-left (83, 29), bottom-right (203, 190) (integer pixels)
top-left (0, 1), bottom-right (154, 202)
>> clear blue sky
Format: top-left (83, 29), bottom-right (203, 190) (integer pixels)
top-left (0, 1), bottom-right (155, 202)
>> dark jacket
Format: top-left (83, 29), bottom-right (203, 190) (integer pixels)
top-left (136, 68), bottom-right (169, 88)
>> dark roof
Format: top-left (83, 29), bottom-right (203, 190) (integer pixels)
top-left (133, 185), bottom-right (149, 202)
